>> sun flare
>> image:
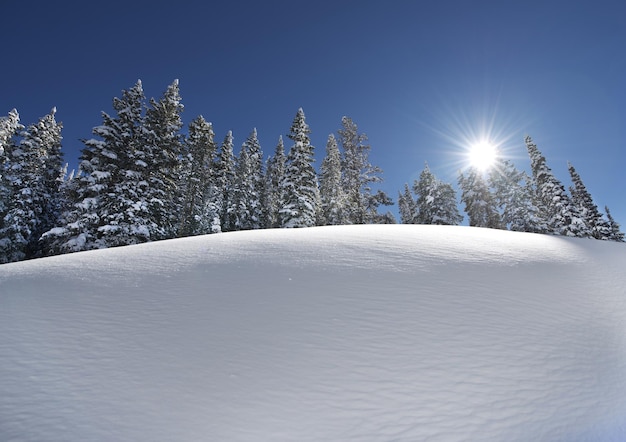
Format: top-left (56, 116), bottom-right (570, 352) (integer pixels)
top-left (468, 141), bottom-right (498, 171)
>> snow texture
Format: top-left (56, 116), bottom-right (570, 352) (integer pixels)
top-left (1, 225), bottom-right (626, 441)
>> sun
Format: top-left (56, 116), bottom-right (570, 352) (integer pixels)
top-left (468, 141), bottom-right (498, 171)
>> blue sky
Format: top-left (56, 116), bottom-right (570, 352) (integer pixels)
top-left (3, 0), bottom-right (625, 224)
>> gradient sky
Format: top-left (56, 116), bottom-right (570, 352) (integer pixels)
top-left (3, 0), bottom-right (625, 224)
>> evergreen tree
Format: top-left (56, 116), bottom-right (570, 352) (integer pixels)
top-left (280, 108), bottom-right (318, 228)
top-left (567, 163), bottom-right (610, 239)
top-left (338, 116), bottom-right (389, 224)
top-left (144, 79), bottom-right (185, 240)
top-left (319, 133), bottom-right (345, 225)
top-left (178, 115), bottom-right (219, 237)
top-left (365, 190), bottom-right (395, 224)
top-left (47, 165), bottom-right (81, 253)
top-left (605, 206), bottom-right (625, 242)
top-left (525, 136), bottom-right (584, 237)
top-left (38, 108), bottom-right (65, 247)
top-left (0, 109), bottom-right (22, 240)
top-left (488, 158), bottom-right (542, 232)
top-left (458, 166), bottom-right (501, 228)
top-left (0, 124), bottom-right (42, 262)
top-left (264, 136), bottom-right (286, 228)
top-left (0, 108), bottom-right (64, 262)
top-left (398, 183), bottom-right (417, 224)
top-left (216, 131), bottom-right (236, 231)
top-left (44, 80), bottom-right (151, 253)
top-left (413, 163), bottom-right (462, 225)
top-left (231, 129), bottom-right (264, 230)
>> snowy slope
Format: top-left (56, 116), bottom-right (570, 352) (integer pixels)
top-left (1, 225), bottom-right (625, 441)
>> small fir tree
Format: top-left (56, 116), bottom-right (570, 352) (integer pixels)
top-left (488, 158), bottom-right (542, 232)
top-left (413, 164), bottom-right (462, 225)
top-left (398, 183), bottom-right (418, 224)
top-left (458, 167), bottom-right (501, 229)
top-left (605, 206), bottom-right (625, 242)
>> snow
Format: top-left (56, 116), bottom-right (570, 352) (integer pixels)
top-left (1, 225), bottom-right (626, 441)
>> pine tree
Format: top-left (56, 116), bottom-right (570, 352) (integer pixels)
top-left (44, 80), bottom-right (151, 253)
top-left (458, 166), bottom-right (501, 228)
top-left (264, 136), bottom-right (286, 228)
top-left (179, 115), bottom-right (219, 237)
top-left (525, 136), bottom-right (585, 236)
top-left (48, 165), bottom-right (81, 252)
top-left (37, 108), bottom-right (65, 248)
top-left (605, 206), bottom-right (625, 242)
top-left (567, 163), bottom-right (610, 239)
top-left (280, 108), bottom-right (318, 228)
top-left (413, 163), bottom-right (462, 225)
top-left (319, 133), bottom-right (345, 225)
top-left (365, 190), bottom-right (395, 224)
top-left (0, 109), bottom-right (22, 242)
top-left (231, 129), bottom-right (264, 230)
top-left (488, 158), bottom-right (541, 232)
top-left (338, 116), bottom-right (389, 224)
top-left (144, 79), bottom-right (185, 240)
top-left (0, 125), bottom-right (41, 262)
top-left (398, 183), bottom-right (417, 224)
top-left (0, 109), bottom-right (22, 167)
top-left (216, 131), bottom-right (236, 231)
top-left (0, 108), bottom-right (64, 262)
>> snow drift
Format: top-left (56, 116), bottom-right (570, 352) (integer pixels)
top-left (1, 225), bottom-right (625, 441)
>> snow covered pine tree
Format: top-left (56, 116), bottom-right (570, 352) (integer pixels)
top-left (280, 108), bottom-right (319, 228)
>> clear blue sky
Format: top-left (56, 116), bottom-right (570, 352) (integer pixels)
top-left (3, 0), bottom-right (625, 224)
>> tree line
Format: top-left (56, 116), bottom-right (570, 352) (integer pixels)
top-left (0, 80), bottom-right (395, 264)
top-left (399, 137), bottom-right (624, 241)
top-left (1, 79), bottom-right (623, 264)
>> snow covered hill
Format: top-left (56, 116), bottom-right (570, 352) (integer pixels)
top-left (1, 225), bottom-right (625, 441)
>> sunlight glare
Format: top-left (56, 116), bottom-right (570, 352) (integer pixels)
top-left (468, 141), bottom-right (497, 171)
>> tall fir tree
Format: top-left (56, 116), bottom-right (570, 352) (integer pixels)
top-left (318, 133), bottom-right (345, 225)
top-left (38, 108), bottom-right (65, 247)
top-left (44, 80), bottom-right (151, 253)
top-left (338, 116), bottom-right (389, 224)
top-left (216, 131), bottom-right (236, 231)
top-left (178, 115), bottom-right (219, 237)
top-left (0, 122), bottom-right (42, 262)
top-left (0, 109), bottom-right (22, 242)
top-left (231, 129), bottom-right (264, 230)
top-left (413, 163), bottom-right (463, 225)
top-left (263, 136), bottom-right (286, 229)
top-left (525, 136), bottom-right (584, 237)
top-left (143, 79), bottom-right (185, 240)
top-left (0, 108), bottom-right (64, 262)
top-left (280, 108), bottom-right (319, 228)
top-left (567, 163), bottom-right (610, 239)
